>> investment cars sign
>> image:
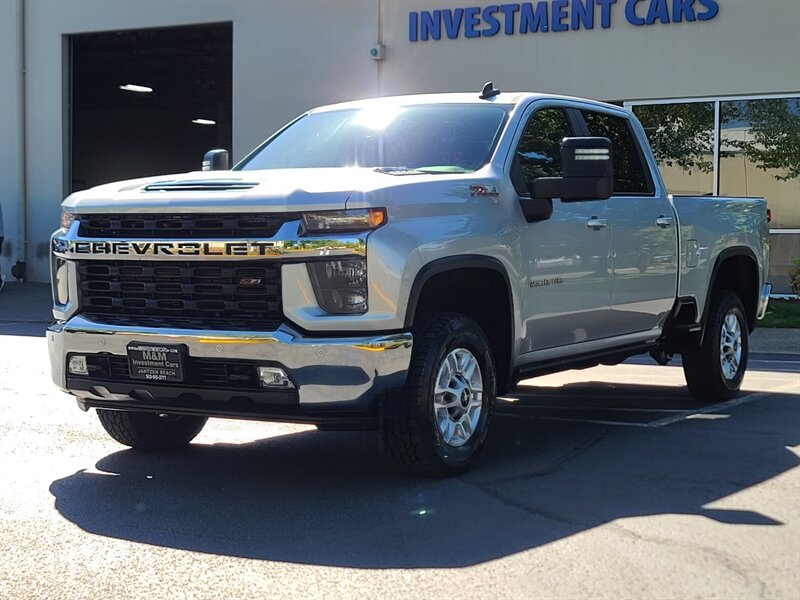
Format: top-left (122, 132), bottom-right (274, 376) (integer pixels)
top-left (408, 0), bottom-right (720, 41)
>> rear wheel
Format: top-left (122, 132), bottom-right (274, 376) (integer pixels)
top-left (384, 312), bottom-right (496, 476)
top-left (682, 291), bottom-right (749, 402)
top-left (96, 409), bottom-right (207, 450)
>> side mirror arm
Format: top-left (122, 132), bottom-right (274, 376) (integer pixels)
top-left (519, 195), bottom-right (554, 223)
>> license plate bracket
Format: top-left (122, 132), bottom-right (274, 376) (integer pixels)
top-left (127, 342), bottom-right (187, 383)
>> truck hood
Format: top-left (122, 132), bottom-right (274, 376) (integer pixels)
top-left (62, 168), bottom-right (415, 213)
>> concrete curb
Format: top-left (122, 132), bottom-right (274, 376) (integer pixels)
top-left (750, 327), bottom-right (800, 356)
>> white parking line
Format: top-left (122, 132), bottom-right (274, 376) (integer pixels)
top-left (498, 413), bottom-right (661, 428)
top-left (500, 404), bottom-right (689, 414)
top-left (498, 381), bottom-right (798, 429)
top-left (644, 391), bottom-right (772, 428)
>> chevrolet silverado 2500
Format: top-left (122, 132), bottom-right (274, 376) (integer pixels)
top-left (49, 87), bottom-right (771, 475)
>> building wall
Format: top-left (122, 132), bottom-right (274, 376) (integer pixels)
top-left (380, 0), bottom-right (800, 100)
top-left (6, 0), bottom-right (379, 282)
top-left (0, 0), bottom-right (24, 279)
top-left (1, 0), bottom-right (798, 282)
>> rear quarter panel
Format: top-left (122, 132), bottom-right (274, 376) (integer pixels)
top-left (673, 195), bottom-right (769, 321)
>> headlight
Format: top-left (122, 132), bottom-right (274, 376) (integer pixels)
top-left (307, 259), bottom-right (368, 314)
top-left (60, 210), bottom-right (77, 231)
top-left (302, 208), bottom-right (386, 234)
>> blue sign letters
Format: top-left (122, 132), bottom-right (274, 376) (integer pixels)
top-left (409, 0), bottom-right (719, 41)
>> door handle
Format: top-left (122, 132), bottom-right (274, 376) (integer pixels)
top-left (656, 215), bottom-right (674, 228)
top-left (586, 216), bottom-right (608, 230)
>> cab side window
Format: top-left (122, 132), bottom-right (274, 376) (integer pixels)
top-left (581, 111), bottom-right (652, 195)
top-left (512, 108), bottom-right (573, 195)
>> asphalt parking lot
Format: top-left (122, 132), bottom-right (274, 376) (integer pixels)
top-left (1, 283), bottom-right (798, 599)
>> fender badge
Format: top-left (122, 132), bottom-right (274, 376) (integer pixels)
top-left (470, 184), bottom-right (499, 197)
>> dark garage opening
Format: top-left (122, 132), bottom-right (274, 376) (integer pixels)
top-left (70, 23), bottom-right (232, 192)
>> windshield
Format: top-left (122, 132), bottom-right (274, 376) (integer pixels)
top-left (237, 104), bottom-right (510, 173)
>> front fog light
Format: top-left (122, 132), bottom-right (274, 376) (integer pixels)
top-left (307, 259), bottom-right (368, 314)
top-left (258, 366), bottom-right (294, 389)
top-left (68, 355), bottom-right (88, 375)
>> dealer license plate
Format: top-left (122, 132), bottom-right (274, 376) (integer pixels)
top-left (127, 343), bottom-right (186, 383)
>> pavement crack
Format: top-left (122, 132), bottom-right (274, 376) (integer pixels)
top-left (461, 478), bottom-right (585, 527)
top-left (459, 433), bottom-right (608, 529)
top-left (609, 522), bottom-right (762, 591)
top-left (484, 432), bottom-right (608, 485)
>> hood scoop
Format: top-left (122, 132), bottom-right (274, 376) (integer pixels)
top-left (143, 179), bottom-right (259, 192)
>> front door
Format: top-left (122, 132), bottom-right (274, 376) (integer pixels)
top-left (513, 106), bottom-right (612, 353)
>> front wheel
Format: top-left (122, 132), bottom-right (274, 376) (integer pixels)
top-left (682, 291), bottom-right (749, 402)
top-left (97, 409), bottom-right (207, 450)
top-left (384, 312), bottom-right (496, 476)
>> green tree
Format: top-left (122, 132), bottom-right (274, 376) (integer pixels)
top-left (721, 99), bottom-right (800, 181)
top-left (634, 103), bottom-right (715, 174)
top-left (634, 98), bottom-right (800, 181)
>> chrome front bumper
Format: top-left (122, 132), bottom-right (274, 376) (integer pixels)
top-left (48, 315), bottom-right (412, 408)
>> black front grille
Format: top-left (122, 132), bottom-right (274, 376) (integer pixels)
top-left (79, 314), bottom-right (282, 331)
top-left (78, 260), bottom-right (282, 327)
top-left (81, 353), bottom-right (262, 390)
top-left (78, 213), bottom-right (298, 239)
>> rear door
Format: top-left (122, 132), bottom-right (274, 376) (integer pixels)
top-left (512, 104), bottom-right (612, 352)
top-left (578, 109), bottom-right (678, 336)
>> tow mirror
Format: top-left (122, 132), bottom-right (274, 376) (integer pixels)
top-left (531, 137), bottom-right (613, 201)
top-left (202, 149), bottom-right (229, 171)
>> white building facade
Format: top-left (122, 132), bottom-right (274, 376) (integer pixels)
top-left (1, 0), bottom-right (798, 290)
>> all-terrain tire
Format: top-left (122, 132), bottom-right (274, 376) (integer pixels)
top-left (384, 312), bottom-right (496, 476)
top-left (682, 291), bottom-right (749, 402)
top-left (96, 409), bottom-right (207, 450)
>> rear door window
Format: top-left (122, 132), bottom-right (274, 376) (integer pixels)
top-left (581, 111), bottom-right (653, 195)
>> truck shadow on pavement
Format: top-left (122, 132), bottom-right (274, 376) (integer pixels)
top-left (49, 382), bottom-right (799, 568)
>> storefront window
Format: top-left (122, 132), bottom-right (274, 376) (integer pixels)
top-left (633, 102), bottom-right (715, 196)
top-left (719, 98), bottom-right (800, 294)
top-left (719, 98), bottom-right (800, 229)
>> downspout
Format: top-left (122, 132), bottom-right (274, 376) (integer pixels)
top-left (14, 0), bottom-right (27, 281)
top-left (376, 0), bottom-right (382, 96)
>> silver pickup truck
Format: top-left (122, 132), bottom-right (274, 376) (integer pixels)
top-left (49, 86), bottom-right (771, 475)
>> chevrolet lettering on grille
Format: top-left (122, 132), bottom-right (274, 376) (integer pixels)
top-left (62, 240), bottom-right (280, 257)
top-left (52, 236), bottom-right (367, 260)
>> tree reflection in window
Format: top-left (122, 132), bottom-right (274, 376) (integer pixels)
top-left (720, 99), bottom-right (800, 182)
top-left (514, 108), bottom-right (572, 191)
top-left (582, 110), bottom-right (649, 194)
top-left (633, 98), bottom-right (800, 196)
top-left (634, 103), bottom-right (715, 195)
top-left (634, 103), bottom-right (715, 175)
